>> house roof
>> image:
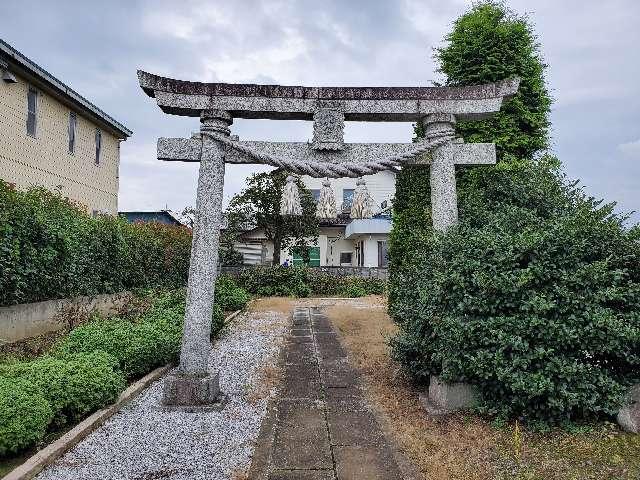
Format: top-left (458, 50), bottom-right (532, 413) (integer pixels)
top-left (119, 210), bottom-right (185, 226)
top-left (0, 39), bottom-right (132, 139)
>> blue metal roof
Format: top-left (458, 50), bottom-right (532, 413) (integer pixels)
top-left (119, 211), bottom-right (184, 226)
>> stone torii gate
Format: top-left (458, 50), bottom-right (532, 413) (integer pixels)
top-left (138, 70), bottom-right (519, 406)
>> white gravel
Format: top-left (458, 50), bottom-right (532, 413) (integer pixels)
top-left (37, 310), bottom-right (288, 480)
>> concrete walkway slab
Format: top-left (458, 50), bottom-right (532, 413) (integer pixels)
top-left (271, 399), bottom-right (333, 470)
top-left (249, 306), bottom-right (404, 479)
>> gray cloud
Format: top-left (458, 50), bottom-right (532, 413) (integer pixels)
top-left (1, 0), bottom-right (638, 221)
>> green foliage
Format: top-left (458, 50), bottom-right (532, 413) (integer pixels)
top-left (227, 170), bottom-right (318, 265)
top-left (340, 283), bottom-right (368, 298)
top-left (0, 181), bottom-right (192, 306)
top-left (0, 290), bottom-right (236, 457)
top-left (0, 351), bottom-right (125, 426)
top-left (55, 295), bottom-right (186, 378)
top-left (391, 158), bottom-right (640, 422)
top-left (211, 304), bottom-right (225, 339)
top-left (390, 1), bottom-right (640, 424)
top-left (0, 376), bottom-right (53, 456)
top-left (215, 275), bottom-right (250, 311)
top-left (236, 265), bottom-right (312, 297)
top-left (232, 266), bottom-right (386, 298)
top-left (433, 1), bottom-right (551, 160)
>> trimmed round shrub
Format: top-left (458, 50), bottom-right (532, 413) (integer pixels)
top-left (215, 275), bottom-right (250, 311)
top-left (0, 376), bottom-right (53, 455)
top-left (53, 291), bottom-right (231, 379)
top-left (0, 351), bottom-right (125, 424)
top-left (56, 320), bottom-right (152, 378)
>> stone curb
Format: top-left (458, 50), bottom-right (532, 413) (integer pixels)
top-left (2, 309), bottom-right (243, 480)
top-left (224, 309), bottom-right (243, 324)
top-left (2, 364), bottom-right (171, 480)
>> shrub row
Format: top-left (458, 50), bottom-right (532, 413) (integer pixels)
top-left (0, 181), bottom-right (192, 306)
top-left (55, 293), bottom-right (187, 379)
top-left (230, 266), bottom-right (386, 298)
top-left (0, 350), bottom-right (125, 456)
top-left (0, 282), bottom-right (250, 457)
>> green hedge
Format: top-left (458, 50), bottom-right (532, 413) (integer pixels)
top-left (0, 351), bottom-right (125, 425)
top-left (0, 376), bottom-right (53, 456)
top-left (56, 292), bottom-right (186, 378)
top-left (232, 265), bottom-right (386, 298)
top-left (0, 289), bottom-right (238, 456)
top-left (389, 159), bottom-right (640, 423)
top-left (0, 181), bottom-right (192, 306)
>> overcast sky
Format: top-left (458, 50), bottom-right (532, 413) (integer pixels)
top-left (1, 0), bottom-right (638, 222)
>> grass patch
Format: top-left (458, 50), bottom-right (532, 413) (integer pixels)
top-left (326, 301), bottom-right (640, 480)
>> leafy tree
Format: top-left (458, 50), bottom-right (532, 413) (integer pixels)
top-left (389, 2), bottom-right (640, 423)
top-left (227, 170), bottom-right (318, 265)
top-left (434, 1), bottom-right (551, 160)
top-left (395, 1), bottom-right (554, 271)
top-left (181, 204), bottom-right (244, 265)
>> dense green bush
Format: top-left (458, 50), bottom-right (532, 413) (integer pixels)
top-left (390, 160), bottom-right (640, 422)
top-left (55, 295), bottom-right (185, 378)
top-left (215, 275), bottom-right (251, 311)
top-left (0, 181), bottom-right (192, 306)
top-left (389, 2), bottom-right (640, 424)
top-left (0, 290), bottom-right (234, 457)
top-left (0, 376), bottom-right (53, 456)
top-left (232, 266), bottom-right (386, 298)
top-left (0, 351), bottom-right (125, 425)
top-left (54, 291), bottom-right (228, 379)
top-left (211, 304), bottom-right (225, 339)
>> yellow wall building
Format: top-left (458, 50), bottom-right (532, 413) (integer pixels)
top-left (0, 39), bottom-right (131, 215)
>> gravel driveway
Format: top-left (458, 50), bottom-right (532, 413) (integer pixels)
top-left (37, 309), bottom-right (288, 480)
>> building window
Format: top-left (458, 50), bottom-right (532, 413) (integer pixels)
top-left (343, 188), bottom-right (355, 207)
top-left (378, 241), bottom-right (389, 267)
top-left (26, 87), bottom-right (38, 136)
top-left (310, 189), bottom-right (320, 202)
top-left (95, 129), bottom-right (102, 164)
top-left (68, 112), bottom-right (77, 154)
top-left (339, 252), bottom-right (353, 265)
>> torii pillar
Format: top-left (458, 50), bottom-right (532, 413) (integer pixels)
top-left (138, 71), bottom-right (519, 406)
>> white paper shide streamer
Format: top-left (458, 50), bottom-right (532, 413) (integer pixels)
top-left (350, 177), bottom-right (374, 219)
top-left (280, 175), bottom-right (302, 215)
top-left (316, 178), bottom-right (337, 218)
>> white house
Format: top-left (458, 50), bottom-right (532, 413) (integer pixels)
top-left (234, 170), bottom-right (395, 268)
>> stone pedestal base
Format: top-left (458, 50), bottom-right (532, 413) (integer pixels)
top-left (419, 375), bottom-right (478, 416)
top-left (617, 385), bottom-right (640, 433)
top-left (162, 371), bottom-right (220, 407)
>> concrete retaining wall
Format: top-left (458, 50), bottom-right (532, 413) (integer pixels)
top-left (0, 292), bottom-right (130, 344)
top-left (220, 265), bottom-right (389, 280)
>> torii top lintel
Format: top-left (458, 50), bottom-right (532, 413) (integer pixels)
top-left (137, 70), bottom-right (520, 122)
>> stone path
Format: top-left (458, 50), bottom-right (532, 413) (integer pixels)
top-left (249, 306), bottom-right (405, 480)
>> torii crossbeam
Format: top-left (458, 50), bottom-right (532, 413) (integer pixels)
top-left (138, 70), bottom-right (519, 407)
